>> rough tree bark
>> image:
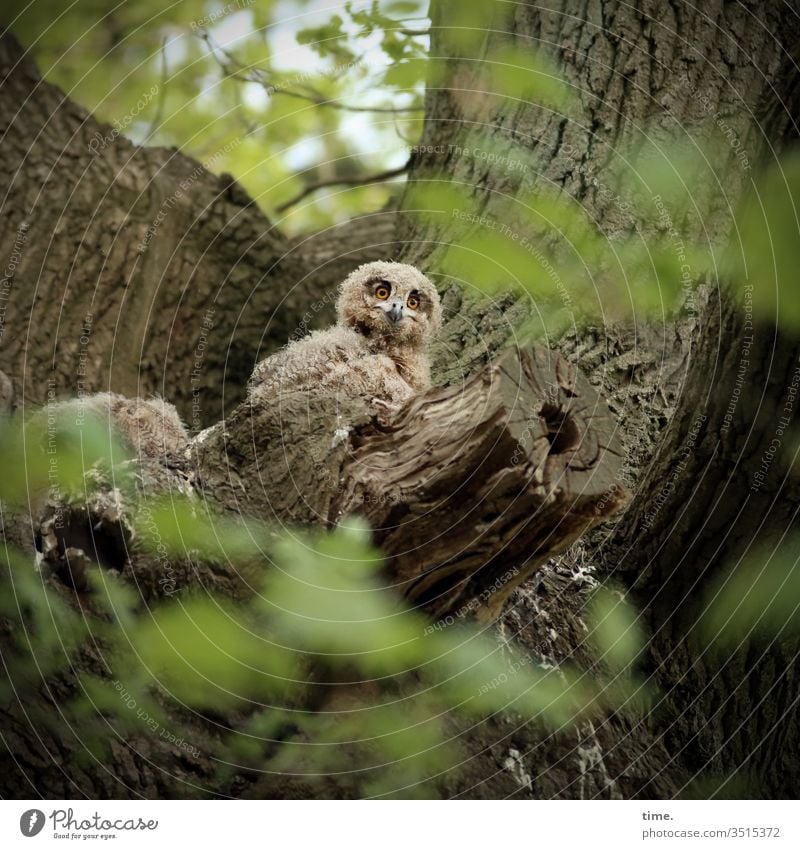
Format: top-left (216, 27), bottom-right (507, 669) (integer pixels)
top-left (0, 31), bottom-right (398, 427)
top-left (2, 0), bottom-right (800, 799)
top-left (396, 0), bottom-right (800, 798)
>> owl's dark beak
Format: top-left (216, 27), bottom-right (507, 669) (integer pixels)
top-left (387, 302), bottom-right (404, 323)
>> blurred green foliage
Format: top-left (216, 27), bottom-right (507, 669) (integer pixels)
top-left (405, 166), bottom-right (716, 338)
top-left (725, 152), bottom-right (800, 330)
top-left (3, 268), bottom-right (799, 796)
top-left (701, 538), bottom-right (800, 647)
top-left (0, 403), bottom-right (129, 506)
top-left (7, 0), bottom-right (428, 233)
top-left (136, 496), bottom-right (268, 562)
top-left (587, 586), bottom-right (646, 675)
top-left (135, 597), bottom-right (299, 708)
top-left (5, 0), bottom-right (800, 799)
top-left (0, 407), bottom-right (651, 797)
top-left (483, 45), bottom-right (578, 112)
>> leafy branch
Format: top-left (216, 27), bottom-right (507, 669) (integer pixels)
top-left (200, 32), bottom-right (422, 115)
top-left (276, 162), bottom-right (410, 212)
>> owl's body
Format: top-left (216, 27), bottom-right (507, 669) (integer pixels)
top-left (248, 261), bottom-right (441, 408)
top-left (60, 392), bottom-right (189, 458)
top-left (97, 393), bottom-right (189, 456)
top-left (248, 325), bottom-right (425, 405)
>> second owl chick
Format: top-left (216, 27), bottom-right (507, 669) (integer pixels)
top-left (248, 261), bottom-right (441, 408)
top-left (56, 392), bottom-right (189, 458)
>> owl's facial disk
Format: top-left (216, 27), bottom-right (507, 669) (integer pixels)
top-left (371, 280), bottom-right (420, 327)
top-left (363, 279), bottom-right (432, 345)
top-left (337, 261), bottom-right (442, 350)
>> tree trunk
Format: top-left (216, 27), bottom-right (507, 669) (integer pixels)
top-left (396, 0), bottom-right (800, 796)
top-left (2, 0), bottom-right (800, 799)
top-left (0, 32), bottom-right (398, 428)
top-left (619, 291), bottom-right (800, 797)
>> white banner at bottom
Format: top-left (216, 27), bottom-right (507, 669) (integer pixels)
top-left (2, 800), bottom-right (797, 848)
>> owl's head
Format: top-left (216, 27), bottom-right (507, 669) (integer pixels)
top-left (336, 261), bottom-right (442, 349)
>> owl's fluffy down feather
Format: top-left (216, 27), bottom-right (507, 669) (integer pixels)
top-left (50, 392), bottom-right (189, 458)
top-left (248, 325), bottom-right (419, 406)
top-left (247, 261), bottom-right (441, 408)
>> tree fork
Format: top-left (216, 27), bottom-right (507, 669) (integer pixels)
top-left (332, 347), bottom-right (627, 620)
top-left (34, 347), bottom-right (626, 621)
top-left (0, 32), bottom-right (399, 428)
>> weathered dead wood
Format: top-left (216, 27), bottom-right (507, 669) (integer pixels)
top-left (186, 345), bottom-right (627, 620)
top-left (331, 347), bottom-right (628, 619)
top-left (28, 346), bottom-right (625, 624)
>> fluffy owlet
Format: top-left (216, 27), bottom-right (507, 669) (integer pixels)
top-left (247, 261), bottom-right (442, 408)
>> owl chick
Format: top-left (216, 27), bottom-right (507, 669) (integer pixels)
top-left (48, 392), bottom-right (189, 459)
top-left (96, 393), bottom-right (189, 457)
top-left (247, 261), bottom-right (442, 409)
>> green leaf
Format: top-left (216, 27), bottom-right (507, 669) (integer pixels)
top-left (586, 586), bottom-right (646, 673)
top-left (261, 522), bottom-right (429, 667)
top-left (485, 46), bottom-right (576, 111)
top-left (383, 57), bottom-right (428, 89)
top-left (726, 152), bottom-right (800, 330)
top-left (385, 1), bottom-right (423, 16)
top-left (296, 15), bottom-right (356, 64)
top-left (702, 539), bottom-right (800, 645)
top-left (134, 599), bottom-right (298, 708)
top-left (439, 1), bottom-right (503, 53)
top-left (135, 496), bottom-right (266, 563)
top-left (424, 628), bottom-right (586, 729)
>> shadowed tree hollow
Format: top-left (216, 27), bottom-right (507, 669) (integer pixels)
top-left (1, 0), bottom-right (800, 799)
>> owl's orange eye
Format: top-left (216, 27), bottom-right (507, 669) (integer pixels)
top-left (407, 294), bottom-right (420, 310)
top-left (374, 284), bottom-right (390, 300)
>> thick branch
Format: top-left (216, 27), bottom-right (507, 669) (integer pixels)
top-left (0, 32), bottom-right (402, 428)
top-left (186, 346), bottom-right (627, 618)
top-left (333, 347), bottom-right (627, 619)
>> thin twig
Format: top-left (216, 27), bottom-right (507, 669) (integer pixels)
top-left (201, 32), bottom-right (422, 114)
top-left (267, 85), bottom-right (421, 113)
top-left (146, 36), bottom-right (169, 141)
top-left (276, 163), bottom-right (410, 212)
